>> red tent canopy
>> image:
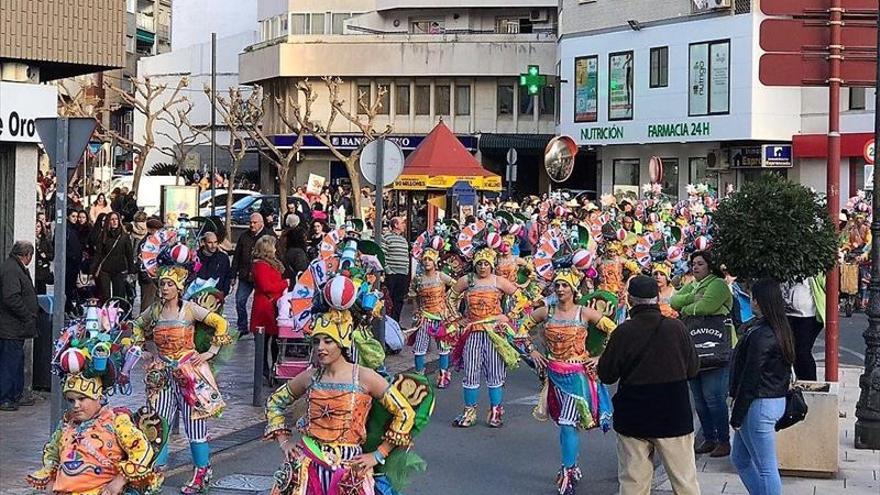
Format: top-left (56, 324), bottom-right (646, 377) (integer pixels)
top-left (395, 122), bottom-right (500, 191)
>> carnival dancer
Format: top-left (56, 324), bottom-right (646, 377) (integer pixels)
top-left (27, 321), bottom-right (158, 495)
top-left (447, 246), bottom-right (521, 428)
top-left (517, 268), bottom-right (616, 495)
top-left (132, 265), bottom-right (233, 494)
top-left (264, 305), bottom-right (425, 495)
top-left (653, 263), bottom-right (678, 318)
top-left (410, 247), bottom-right (456, 387)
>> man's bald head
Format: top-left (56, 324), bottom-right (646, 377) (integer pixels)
top-left (202, 231), bottom-right (219, 253)
top-left (249, 212), bottom-right (264, 234)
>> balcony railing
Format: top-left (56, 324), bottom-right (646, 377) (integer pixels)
top-left (136, 12), bottom-right (155, 32)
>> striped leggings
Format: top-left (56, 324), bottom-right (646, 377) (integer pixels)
top-left (412, 322), bottom-right (451, 356)
top-left (152, 378), bottom-right (208, 443)
top-left (462, 331), bottom-right (506, 389)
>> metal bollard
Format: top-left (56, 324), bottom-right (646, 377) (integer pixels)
top-left (253, 327), bottom-right (265, 406)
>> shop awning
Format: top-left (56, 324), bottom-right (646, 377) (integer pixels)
top-left (793, 132), bottom-right (873, 159)
top-left (394, 121), bottom-right (501, 191)
top-left (479, 133), bottom-right (555, 155)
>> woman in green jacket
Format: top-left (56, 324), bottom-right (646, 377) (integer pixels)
top-left (671, 250), bottom-right (733, 458)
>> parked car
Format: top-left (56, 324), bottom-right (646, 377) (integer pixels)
top-left (216, 194), bottom-right (281, 226)
top-left (198, 189), bottom-right (259, 216)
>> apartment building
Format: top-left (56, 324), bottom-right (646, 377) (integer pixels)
top-left (239, 0), bottom-right (561, 195)
top-left (557, 0), bottom-right (802, 199)
top-left (0, 0), bottom-right (124, 255)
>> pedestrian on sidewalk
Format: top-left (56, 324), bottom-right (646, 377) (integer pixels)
top-left (671, 250), bottom-right (734, 457)
top-left (0, 241), bottom-right (39, 411)
top-left (782, 276), bottom-right (825, 381)
top-left (598, 276), bottom-right (701, 495)
top-left (729, 279), bottom-right (794, 495)
top-left (250, 235), bottom-right (289, 381)
top-left (382, 217), bottom-right (411, 322)
top-left (231, 212), bottom-right (275, 337)
top-left (196, 232), bottom-right (232, 295)
top-left (91, 212), bottom-right (135, 304)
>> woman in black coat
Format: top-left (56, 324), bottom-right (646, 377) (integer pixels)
top-left (34, 221), bottom-right (54, 295)
top-left (729, 278), bottom-right (795, 495)
top-left (278, 215), bottom-right (310, 281)
top-left (90, 212), bottom-right (135, 303)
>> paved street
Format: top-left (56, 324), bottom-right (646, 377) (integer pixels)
top-left (165, 364), bottom-right (621, 495)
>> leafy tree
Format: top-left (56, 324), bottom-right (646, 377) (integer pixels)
top-left (713, 174), bottom-right (837, 282)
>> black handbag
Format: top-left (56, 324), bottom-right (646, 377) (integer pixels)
top-left (775, 368), bottom-right (808, 431)
top-left (684, 314), bottom-right (733, 370)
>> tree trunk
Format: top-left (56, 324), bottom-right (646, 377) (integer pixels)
top-left (277, 164), bottom-right (290, 220)
top-left (345, 157), bottom-right (363, 219)
top-left (131, 150), bottom-right (146, 203)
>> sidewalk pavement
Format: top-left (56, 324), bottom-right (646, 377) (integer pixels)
top-left (0, 300), bottom-right (419, 494)
top-left (653, 365), bottom-right (880, 495)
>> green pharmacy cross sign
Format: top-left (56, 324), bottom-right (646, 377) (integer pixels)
top-left (520, 65), bottom-right (547, 96)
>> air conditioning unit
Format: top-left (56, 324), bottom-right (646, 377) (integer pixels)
top-left (710, 0), bottom-right (732, 9)
top-left (530, 10), bottom-right (549, 22)
top-left (0, 62), bottom-right (39, 83)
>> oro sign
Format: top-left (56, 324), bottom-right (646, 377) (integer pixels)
top-left (864, 139), bottom-right (875, 165)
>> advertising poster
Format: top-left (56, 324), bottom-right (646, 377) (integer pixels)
top-left (689, 43), bottom-right (710, 115)
top-left (161, 185), bottom-right (199, 226)
top-left (574, 56), bottom-right (598, 122)
top-left (709, 41), bottom-right (730, 114)
top-left (608, 52), bottom-right (634, 120)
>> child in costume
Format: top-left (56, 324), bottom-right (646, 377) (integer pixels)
top-left (409, 247), bottom-right (456, 388)
top-left (27, 328), bottom-right (159, 495)
top-left (446, 246), bottom-right (521, 428)
top-left (264, 300), bottom-right (431, 495)
top-left (131, 264), bottom-right (232, 494)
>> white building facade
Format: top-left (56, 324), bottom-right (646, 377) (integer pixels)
top-left (557, 0), bottom-right (803, 199)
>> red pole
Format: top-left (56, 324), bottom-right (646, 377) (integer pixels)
top-left (825, 0), bottom-right (843, 382)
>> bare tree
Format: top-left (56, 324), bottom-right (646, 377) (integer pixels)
top-left (207, 85), bottom-right (264, 240)
top-left (155, 97), bottom-right (207, 185)
top-left (284, 77), bottom-right (392, 219)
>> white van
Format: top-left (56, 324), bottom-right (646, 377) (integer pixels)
top-left (105, 175), bottom-right (182, 216)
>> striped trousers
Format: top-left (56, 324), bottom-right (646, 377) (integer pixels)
top-left (316, 445), bottom-right (362, 494)
top-left (461, 331), bottom-right (506, 389)
top-left (412, 321), bottom-right (451, 356)
top-left (152, 377), bottom-right (208, 443)
top-left (553, 383), bottom-right (581, 427)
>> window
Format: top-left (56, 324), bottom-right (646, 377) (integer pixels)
top-left (377, 85), bottom-right (390, 115)
top-left (396, 84), bottom-right (411, 115)
top-left (435, 85), bottom-right (451, 116)
top-left (290, 14), bottom-right (307, 35)
top-left (520, 86), bottom-right (535, 115)
top-left (497, 84), bottom-right (514, 115)
top-left (541, 86), bottom-right (555, 115)
top-left (357, 84), bottom-right (371, 114)
top-left (612, 159), bottom-right (640, 197)
top-left (574, 56), bottom-right (599, 123)
top-left (415, 85), bottom-right (431, 115)
top-left (660, 158), bottom-right (679, 198)
top-left (688, 157), bottom-right (718, 195)
top-left (650, 47), bottom-right (669, 88)
top-left (310, 13), bottom-right (326, 34)
top-left (850, 87), bottom-right (867, 110)
top-left (332, 13), bottom-right (352, 34)
top-left (455, 85), bottom-right (471, 116)
top-left (410, 19), bottom-right (445, 34)
top-left (689, 40), bottom-right (730, 116)
top-left (127, 0), bottom-right (136, 13)
top-left (126, 35), bottom-right (135, 53)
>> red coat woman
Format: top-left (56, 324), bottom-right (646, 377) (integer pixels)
top-left (250, 237), bottom-right (289, 337)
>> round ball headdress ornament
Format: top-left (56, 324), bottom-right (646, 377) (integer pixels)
top-left (695, 236), bottom-right (711, 251)
top-left (322, 275), bottom-right (357, 310)
top-left (430, 236), bottom-right (445, 251)
top-left (169, 244), bottom-right (191, 264)
top-left (616, 229), bottom-right (627, 242)
top-left (572, 249), bottom-right (594, 270)
top-left (486, 232), bottom-right (503, 250)
top-left (60, 347), bottom-right (88, 374)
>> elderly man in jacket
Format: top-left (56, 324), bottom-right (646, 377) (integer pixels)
top-left (598, 276), bottom-right (701, 495)
top-left (0, 241), bottom-right (39, 411)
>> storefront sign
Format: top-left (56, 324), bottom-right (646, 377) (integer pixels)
top-left (0, 82), bottom-right (57, 144)
top-left (574, 56), bottom-right (598, 123)
top-left (728, 146), bottom-right (763, 168)
top-left (393, 175), bottom-right (428, 190)
top-left (268, 133), bottom-right (478, 152)
top-left (580, 125), bottom-right (625, 141)
top-left (647, 121), bottom-right (711, 138)
top-left (762, 144), bottom-right (792, 168)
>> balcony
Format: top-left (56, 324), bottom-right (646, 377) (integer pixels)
top-left (375, 0), bottom-right (557, 10)
top-left (136, 12), bottom-right (155, 32)
top-left (240, 33), bottom-right (557, 83)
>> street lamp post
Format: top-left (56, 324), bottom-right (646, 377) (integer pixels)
top-left (853, 10), bottom-right (880, 450)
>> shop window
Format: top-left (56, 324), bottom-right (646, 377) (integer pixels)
top-left (497, 84), bottom-right (514, 115)
top-left (613, 159), bottom-right (640, 197)
top-left (850, 87), bottom-right (867, 110)
top-left (396, 84), bottom-right (411, 115)
top-left (689, 157), bottom-right (709, 184)
top-left (415, 85), bottom-right (431, 115)
top-left (357, 84), bottom-right (371, 114)
top-left (520, 86), bottom-right (535, 115)
top-left (650, 46), bottom-right (669, 88)
top-left (435, 85), bottom-right (451, 116)
top-left (455, 85), bottom-right (471, 116)
top-left (377, 85), bottom-right (390, 115)
top-left (689, 40), bottom-right (730, 116)
top-left (661, 158), bottom-right (679, 198)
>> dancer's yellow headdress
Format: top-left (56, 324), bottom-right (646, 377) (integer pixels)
top-left (422, 248), bottom-right (440, 264)
top-left (62, 374), bottom-right (104, 400)
top-left (311, 308), bottom-right (354, 349)
top-left (473, 247), bottom-right (497, 265)
top-left (158, 265), bottom-right (188, 292)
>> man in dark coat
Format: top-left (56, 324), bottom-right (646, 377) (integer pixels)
top-left (0, 241), bottom-right (39, 411)
top-left (196, 232), bottom-right (232, 295)
top-left (231, 213), bottom-right (276, 337)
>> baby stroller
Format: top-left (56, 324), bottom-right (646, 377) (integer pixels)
top-left (274, 290), bottom-right (312, 380)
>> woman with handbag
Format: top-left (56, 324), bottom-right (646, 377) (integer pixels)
top-left (729, 279), bottom-right (795, 495)
top-left (91, 212), bottom-right (135, 304)
top-left (671, 250), bottom-right (733, 457)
